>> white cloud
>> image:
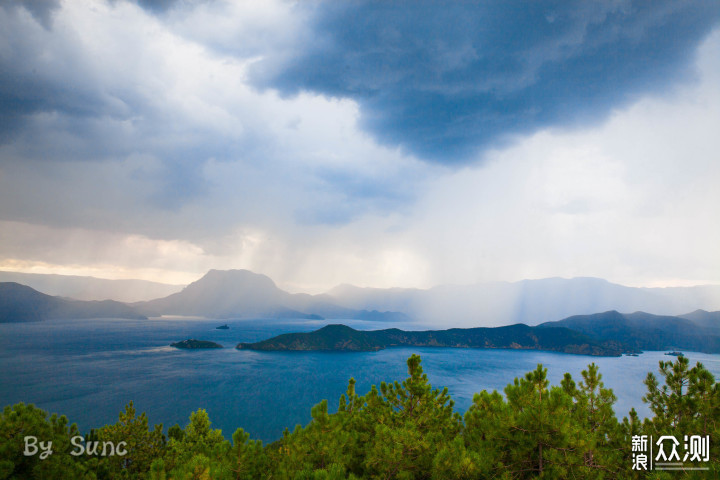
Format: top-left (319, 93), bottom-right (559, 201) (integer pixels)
top-left (399, 29), bottom-right (720, 289)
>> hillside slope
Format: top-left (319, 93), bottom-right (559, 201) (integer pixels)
top-left (237, 323), bottom-right (628, 356)
top-left (540, 310), bottom-right (720, 353)
top-left (0, 282), bottom-right (147, 322)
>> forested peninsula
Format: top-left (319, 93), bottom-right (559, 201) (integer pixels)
top-left (3, 355), bottom-right (718, 479)
top-left (236, 323), bottom-right (631, 356)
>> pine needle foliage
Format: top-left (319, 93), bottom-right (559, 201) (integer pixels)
top-left (0, 355), bottom-right (718, 479)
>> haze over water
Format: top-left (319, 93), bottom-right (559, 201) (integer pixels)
top-left (1, 317), bottom-right (718, 443)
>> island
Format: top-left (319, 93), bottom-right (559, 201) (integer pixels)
top-left (170, 339), bottom-right (223, 349)
top-left (236, 324), bottom-right (631, 356)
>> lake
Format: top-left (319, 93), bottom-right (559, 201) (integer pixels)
top-left (1, 317), bottom-right (719, 443)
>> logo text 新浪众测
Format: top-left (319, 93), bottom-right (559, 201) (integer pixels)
top-left (632, 434), bottom-right (710, 471)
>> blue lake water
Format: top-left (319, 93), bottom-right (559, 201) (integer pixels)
top-left (1, 317), bottom-right (719, 443)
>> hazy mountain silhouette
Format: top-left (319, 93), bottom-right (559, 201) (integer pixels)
top-left (0, 282), bottom-right (147, 322)
top-left (3, 268), bottom-right (719, 327)
top-left (678, 309), bottom-right (720, 334)
top-left (137, 269), bottom-right (410, 321)
top-left (0, 270), bottom-right (182, 302)
top-left (325, 277), bottom-right (720, 327)
top-left (140, 269), bottom-right (285, 317)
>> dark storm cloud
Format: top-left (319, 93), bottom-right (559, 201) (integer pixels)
top-left (0, 0), bottom-right (409, 225)
top-left (0, 1), bottom-right (259, 213)
top-left (132, 0), bottom-right (183, 14)
top-left (0, 2), bottom-right (130, 141)
top-left (0, 75), bottom-right (118, 143)
top-left (253, 0), bottom-right (720, 163)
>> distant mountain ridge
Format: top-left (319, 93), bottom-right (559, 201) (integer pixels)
top-left (3, 268), bottom-right (719, 329)
top-left (540, 310), bottom-right (720, 353)
top-left (136, 269), bottom-right (411, 322)
top-left (238, 308), bottom-right (720, 355)
top-left (0, 282), bottom-right (147, 322)
top-left (324, 277), bottom-right (720, 327)
top-left (678, 309), bottom-right (720, 332)
top-left (0, 271), bottom-right (183, 302)
top-left (236, 323), bottom-right (629, 356)
top-left (4, 270), bottom-right (720, 355)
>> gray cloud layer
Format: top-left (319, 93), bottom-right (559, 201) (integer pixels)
top-left (253, 1), bottom-right (720, 163)
top-left (0, 1), bottom-right (719, 291)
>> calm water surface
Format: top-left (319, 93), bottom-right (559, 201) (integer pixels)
top-left (1, 318), bottom-right (718, 443)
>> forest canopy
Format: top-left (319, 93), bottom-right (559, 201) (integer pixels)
top-left (1, 355), bottom-right (718, 479)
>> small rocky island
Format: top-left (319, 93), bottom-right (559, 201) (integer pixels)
top-left (171, 339), bottom-right (223, 349)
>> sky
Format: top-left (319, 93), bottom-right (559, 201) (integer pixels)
top-left (1, 0), bottom-right (719, 294)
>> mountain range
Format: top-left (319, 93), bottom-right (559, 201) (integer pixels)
top-left (3, 269), bottom-right (720, 327)
top-left (0, 282), bottom-right (146, 322)
top-left (323, 277), bottom-right (720, 326)
top-left (2, 268), bottom-right (720, 354)
top-left (0, 270), bottom-right (182, 302)
top-left (0, 270), bottom-right (411, 323)
top-left (236, 309), bottom-right (720, 355)
top-left (134, 269), bottom-right (410, 321)
top-left (541, 310), bottom-right (720, 353)
top-left (1, 269), bottom-right (720, 331)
